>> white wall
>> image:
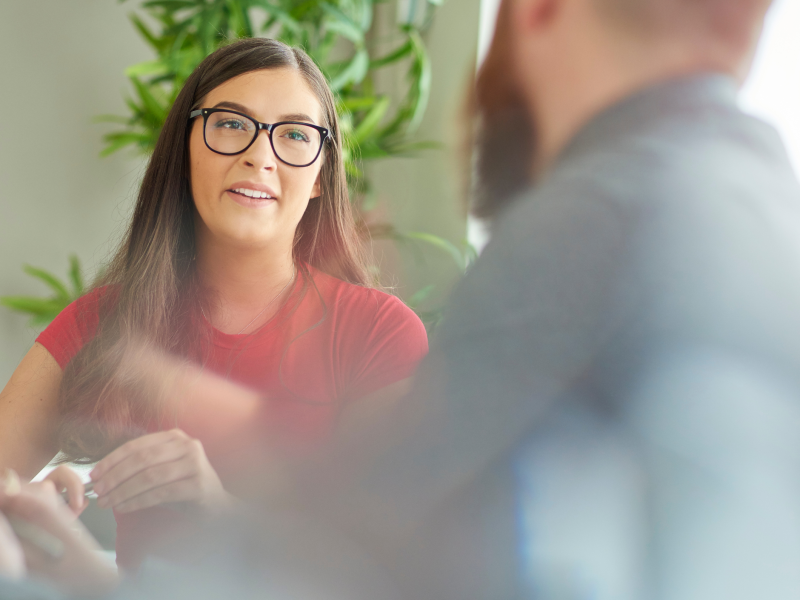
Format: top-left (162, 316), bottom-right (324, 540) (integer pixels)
top-left (368, 0), bottom-right (480, 301)
top-left (0, 1), bottom-right (150, 385)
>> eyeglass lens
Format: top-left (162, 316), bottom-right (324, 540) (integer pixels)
top-left (204, 111), bottom-right (322, 165)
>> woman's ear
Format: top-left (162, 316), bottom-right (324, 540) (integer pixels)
top-left (310, 168), bottom-right (322, 200)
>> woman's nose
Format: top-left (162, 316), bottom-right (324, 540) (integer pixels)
top-left (241, 130), bottom-right (278, 170)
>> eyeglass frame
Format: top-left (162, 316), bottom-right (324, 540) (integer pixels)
top-left (189, 108), bottom-right (330, 167)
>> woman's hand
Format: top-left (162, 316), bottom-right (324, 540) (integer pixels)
top-left (90, 429), bottom-right (234, 515)
top-left (0, 469), bottom-right (118, 597)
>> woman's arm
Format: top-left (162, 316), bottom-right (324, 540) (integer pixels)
top-left (0, 344), bottom-right (63, 481)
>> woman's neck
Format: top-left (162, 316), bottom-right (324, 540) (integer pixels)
top-left (195, 236), bottom-right (296, 334)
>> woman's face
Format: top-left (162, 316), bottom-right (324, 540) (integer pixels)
top-left (189, 68), bottom-right (324, 252)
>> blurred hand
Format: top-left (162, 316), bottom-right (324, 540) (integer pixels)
top-left (91, 429), bottom-right (234, 515)
top-left (0, 510), bottom-right (25, 581)
top-left (0, 469), bottom-right (118, 596)
top-left (38, 465), bottom-right (87, 517)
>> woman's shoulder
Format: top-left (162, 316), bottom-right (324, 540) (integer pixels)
top-left (35, 285), bottom-right (116, 369)
top-left (307, 265), bottom-right (421, 325)
top-left (304, 266), bottom-right (429, 398)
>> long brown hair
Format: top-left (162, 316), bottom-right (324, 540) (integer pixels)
top-left (58, 38), bottom-right (370, 462)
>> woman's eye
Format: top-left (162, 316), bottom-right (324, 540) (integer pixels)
top-left (282, 129), bottom-right (310, 143)
top-left (215, 118), bottom-right (248, 130)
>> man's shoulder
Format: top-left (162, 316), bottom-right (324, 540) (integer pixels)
top-left (446, 103), bottom-right (800, 343)
top-left (497, 103), bottom-right (799, 250)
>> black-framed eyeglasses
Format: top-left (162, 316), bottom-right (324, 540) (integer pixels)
top-left (189, 108), bottom-right (329, 167)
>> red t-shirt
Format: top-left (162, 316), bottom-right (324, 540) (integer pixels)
top-left (36, 264), bottom-right (428, 570)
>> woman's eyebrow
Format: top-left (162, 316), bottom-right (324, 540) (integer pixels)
top-left (212, 100), bottom-right (251, 113)
top-left (278, 113), bottom-right (316, 124)
top-left (210, 102), bottom-right (316, 125)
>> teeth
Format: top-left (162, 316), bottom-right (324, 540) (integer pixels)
top-left (233, 188), bottom-right (272, 199)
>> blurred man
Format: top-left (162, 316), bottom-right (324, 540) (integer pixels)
top-left (309, 0), bottom-right (800, 598)
top-left (4, 0), bottom-right (800, 598)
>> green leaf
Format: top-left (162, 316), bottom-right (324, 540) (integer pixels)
top-left (370, 39), bottom-right (413, 69)
top-left (100, 132), bottom-right (152, 157)
top-left (142, 0), bottom-right (197, 9)
top-left (129, 14), bottom-right (162, 52)
top-left (329, 48), bottom-right (369, 91)
top-left (130, 76), bottom-right (168, 125)
top-left (226, 0), bottom-right (254, 37)
top-left (68, 255), bottom-right (84, 296)
top-left (357, 141), bottom-right (391, 160)
top-left (251, 0), bottom-right (302, 35)
top-left (125, 60), bottom-right (170, 79)
top-left (353, 95), bottom-right (390, 143)
top-left (321, 3), bottom-right (364, 45)
top-left (0, 296), bottom-right (66, 315)
top-left (28, 313), bottom-right (60, 327)
top-left (414, 306), bottom-right (445, 334)
top-left (402, 231), bottom-right (466, 271)
top-left (407, 284), bottom-right (435, 308)
top-left (462, 240), bottom-right (479, 269)
top-left (21, 266), bottom-right (70, 301)
top-left (338, 96), bottom-right (380, 113)
top-left (407, 29), bottom-right (432, 131)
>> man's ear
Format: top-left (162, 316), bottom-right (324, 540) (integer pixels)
top-left (513, 0), bottom-right (560, 32)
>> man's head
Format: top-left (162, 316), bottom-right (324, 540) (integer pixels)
top-left (595, 0), bottom-right (771, 69)
top-left (471, 0), bottom-right (773, 219)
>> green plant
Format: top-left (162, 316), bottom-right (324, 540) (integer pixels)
top-left (0, 256), bottom-right (85, 327)
top-left (99, 0), bottom-right (440, 203)
top-left (98, 0), bottom-right (469, 327)
top-left (1, 0), bottom-right (471, 331)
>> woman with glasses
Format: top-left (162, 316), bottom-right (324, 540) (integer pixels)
top-left (0, 38), bottom-right (427, 571)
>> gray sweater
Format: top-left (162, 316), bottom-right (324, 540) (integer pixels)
top-left (357, 74), bottom-right (800, 599)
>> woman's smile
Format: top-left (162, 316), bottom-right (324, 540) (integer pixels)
top-left (225, 181), bottom-right (279, 208)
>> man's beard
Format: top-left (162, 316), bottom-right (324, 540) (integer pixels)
top-left (468, 0), bottom-right (537, 221)
top-left (470, 105), bottom-right (536, 221)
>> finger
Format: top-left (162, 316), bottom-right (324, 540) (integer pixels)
top-left (0, 510), bottom-right (26, 580)
top-left (19, 481), bottom-right (66, 516)
top-left (0, 488), bottom-right (77, 541)
top-left (44, 466), bottom-right (85, 515)
top-left (93, 436), bottom-right (192, 499)
top-left (114, 476), bottom-right (201, 514)
top-left (1, 469), bottom-right (21, 496)
top-left (97, 456), bottom-right (199, 510)
top-left (91, 429), bottom-right (190, 481)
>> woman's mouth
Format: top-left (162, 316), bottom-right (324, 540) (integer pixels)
top-left (229, 187), bottom-right (275, 200)
top-left (226, 188), bottom-right (277, 207)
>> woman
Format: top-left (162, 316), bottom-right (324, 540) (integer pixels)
top-left (0, 38), bottom-right (428, 570)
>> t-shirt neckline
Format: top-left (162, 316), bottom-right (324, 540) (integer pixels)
top-left (199, 266), bottom-right (309, 350)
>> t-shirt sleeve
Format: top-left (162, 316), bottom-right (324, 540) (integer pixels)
top-left (343, 293), bottom-right (429, 399)
top-left (35, 289), bottom-right (103, 369)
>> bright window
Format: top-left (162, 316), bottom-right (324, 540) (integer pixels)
top-left (740, 0), bottom-right (800, 176)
